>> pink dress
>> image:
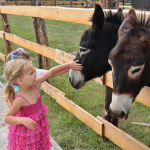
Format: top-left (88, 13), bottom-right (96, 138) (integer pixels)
top-left (7, 86), bottom-right (52, 150)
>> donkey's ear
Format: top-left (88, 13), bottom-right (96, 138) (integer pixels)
top-left (116, 8), bottom-right (123, 22)
top-left (119, 9), bottom-right (137, 35)
top-left (92, 4), bottom-right (104, 31)
top-left (116, 8), bottom-right (123, 16)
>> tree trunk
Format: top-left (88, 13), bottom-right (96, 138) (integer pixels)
top-left (15, 0), bottom-right (17, 6)
top-left (99, 0), bottom-right (119, 9)
top-left (0, 0), bottom-right (12, 55)
top-left (54, 0), bottom-right (56, 6)
top-left (123, 0), bottom-right (125, 5)
top-left (30, 0), bottom-right (50, 70)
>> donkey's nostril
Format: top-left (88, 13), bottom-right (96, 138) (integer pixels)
top-left (120, 111), bottom-right (125, 118)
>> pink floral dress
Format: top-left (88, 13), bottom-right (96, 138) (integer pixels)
top-left (7, 86), bottom-right (52, 150)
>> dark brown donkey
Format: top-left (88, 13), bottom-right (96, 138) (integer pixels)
top-left (69, 4), bottom-right (123, 126)
top-left (109, 9), bottom-right (150, 119)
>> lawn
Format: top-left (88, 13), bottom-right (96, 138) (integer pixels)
top-left (0, 15), bottom-right (149, 150)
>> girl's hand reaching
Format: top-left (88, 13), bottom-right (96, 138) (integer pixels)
top-left (22, 117), bottom-right (37, 130)
top-left (70, 60), bottom-right (83, 71)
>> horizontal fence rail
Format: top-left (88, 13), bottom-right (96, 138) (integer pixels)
top-left (41, 82), bottom-right (104, 136)
top-left (6, 1), bottom-right (131, 9)
top-left (6, 1), bottom-right (99, 8)
top-left (0, 6), bottom-right (150, 25)
top-left (0, 6), bottom-right (149, 150)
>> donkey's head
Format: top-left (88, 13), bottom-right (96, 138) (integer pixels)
top-left (109, 9), bottom-right (150, 119)
top-left (69, 4), bottom-right (123, 89)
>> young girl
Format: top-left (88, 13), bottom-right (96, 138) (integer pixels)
top-left (4, 59), bottom-right (82, 150)
top-left (6, 48), bottom-right (71, 107)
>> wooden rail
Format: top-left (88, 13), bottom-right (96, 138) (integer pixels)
top-left (0, 6), bottom-right (149, 150)
top-left (6, 1), bottom-right (131, 9)
top-left (119, 5), bottom-right (132, 8)
top-left (41, 82), bottom-right (103, 136)
top-left (6, 0), bottom-right (99, 8)
top-left (0, 6), bottom-right (149, 26)
top-left (5, 1), bottom-right (133, 10)
top-left (96, 116), bottom-right (148, 150)
top-left (0, 6), bottom-right (94, 25)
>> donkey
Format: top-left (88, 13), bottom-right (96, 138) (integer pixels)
top-left (108, 9), bottom-right (150, 119)
top-left (69, 4), bottom-right (123, 126)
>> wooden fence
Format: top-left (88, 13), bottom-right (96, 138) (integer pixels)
top-left (6, 0), bottom-right (132, 9)
top-left (0, 6), bottom-right (149, 150)
top-left (6, 1), bottom-right (100, 8)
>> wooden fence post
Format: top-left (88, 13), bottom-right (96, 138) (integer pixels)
top-left (30, 0), bottom-right (50, 70)
top-left (0, 0), bottom-right (12, 55)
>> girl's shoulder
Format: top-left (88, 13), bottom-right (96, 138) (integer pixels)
top-left (14, 95), bottom-right (29, 107)
top-left (11, 96), bottom-right (25, 108)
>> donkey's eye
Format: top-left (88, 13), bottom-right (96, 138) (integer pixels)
top-left (79, 46), bottom-right (87, 51)
top-left (79, 46), bottom-right (91, 57)
top-left (128, 63), bottom-right (145, 79)
top-left (132, 68), bottom-right (141, 74)
top-left (80, 49), bottom-right (87, 52)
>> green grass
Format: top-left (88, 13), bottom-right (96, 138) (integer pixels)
top-left (0, 15), bottom-right (149, 149)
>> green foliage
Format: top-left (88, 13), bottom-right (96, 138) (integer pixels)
top-left (0, 15), bottom-right (149, 149)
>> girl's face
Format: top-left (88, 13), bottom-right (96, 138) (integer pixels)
top-left (21, 63), bottom-right (37, 87)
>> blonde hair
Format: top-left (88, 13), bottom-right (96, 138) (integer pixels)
top-left (4, 59), bottom-right (31, 104)
top-left (6, 50), bottom-right (30, 62)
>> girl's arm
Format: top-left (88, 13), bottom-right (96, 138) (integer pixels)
top-left (5, 98), bottom-right (36, 130)
top-left (52, 69), bottom-right (69, 77)
top-left (37, 60), bottom-right (82, 84)
top-left (5, 97), bottom-right (24, 125)
top-left (37, 69), bottom-right (69, 78)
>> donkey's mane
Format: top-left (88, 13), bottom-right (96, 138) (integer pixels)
top-left (81, 10), bottom-right (123, 41)
top-left (104, 9), bottom-right (123, 25)
top-left (89, 9), bottom-right (123, 25)
top-left (136, 14), bottom-right (150, 28)
top-left (127, 9), bottom-right (150, 29)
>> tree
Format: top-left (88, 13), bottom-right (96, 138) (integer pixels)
top-left (30, 0), bottom-right (50, 70)
top-left (99, 0), bottom-right (119, 9)
top-left (0, 0), bottom-right (12, 55)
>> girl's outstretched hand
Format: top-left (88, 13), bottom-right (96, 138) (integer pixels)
top-left (70, 60), bottom-right (83, 71)
top-left (22, 117), bottom-right (37, 130)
